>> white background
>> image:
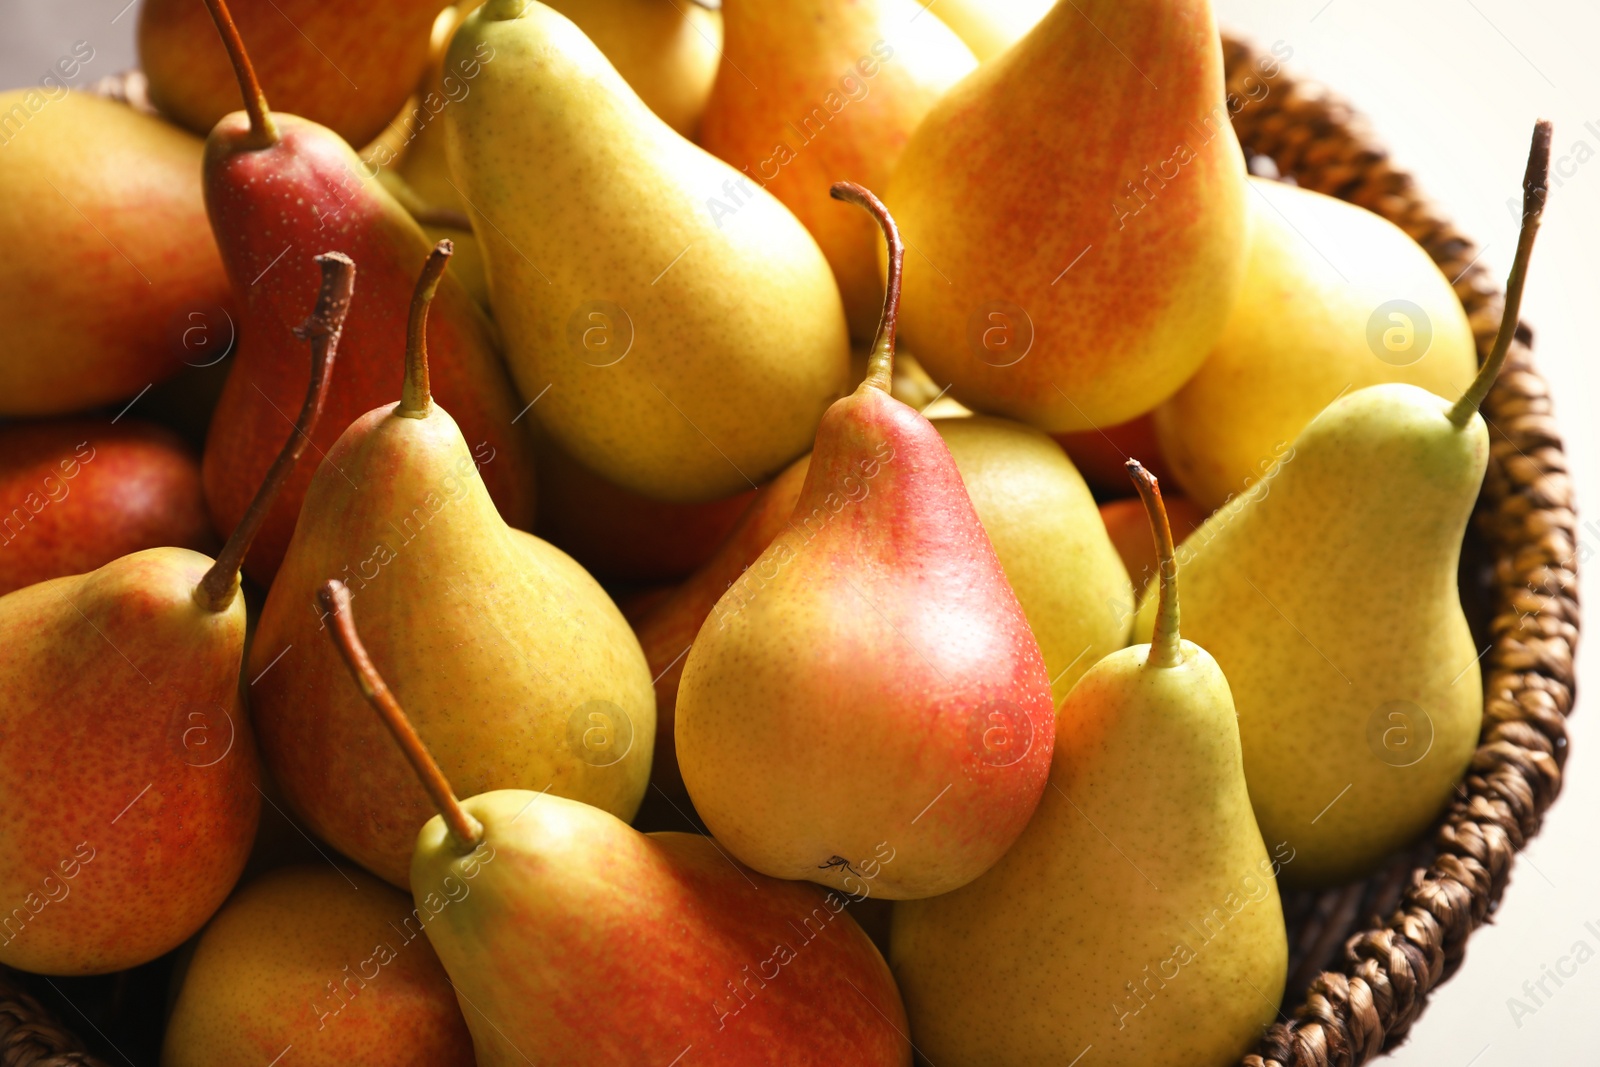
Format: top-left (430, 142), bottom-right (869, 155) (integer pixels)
top-left (3, 1), bottom-right (1596, 1064)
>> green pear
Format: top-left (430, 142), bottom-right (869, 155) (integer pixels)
top-left (1133, 126), bottom-right (1550, 884)
top-left (317, 583), bottom-right (912, 1067)
top-left (1155, 178), bottom-right (1480, 510)
top-left (249, 244), bottom-right (654, 889)
top-left (892, 461), bottom-right (1287, 1066)
top-left (444, 0), bottom-right (851, 502)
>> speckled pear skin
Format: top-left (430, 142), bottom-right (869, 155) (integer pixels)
top-left (0, 550), bottom-right (259, 976)
top-left (161, 865), bottom-right (473, 1067)
top-left (675, 384), bottom-right (1056, 900)
top-left (884, 0), bottom-right (1248, 432)
top-left (201, 111), bottom-right (535, 588)
top-left (699, 0), bottom-right (977, 338)
top-left (1154, 179), bottom-right (1480, 510)
top-left (443, 0), bottom-right (851, 503)
top-left (890, 641), bottom-right (1288, 1067)
top-left (411, 790), bottom-right (910, 1067)
top-left (1135, 384), bottom-right (1488, 885)
top-left (248, 402), bottom-right (654, 890)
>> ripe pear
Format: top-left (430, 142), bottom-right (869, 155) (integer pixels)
top-left (0, 91), bottom-right (230, 416)
top-left (928, 0), bottom-right (1053, 61)
top-left (139, 0), bottom-right (440, 148)
top-left (250, 244), bottom-right (655, 890)
top-left (318, 583), bottom-right (911, 1067)
top-left (885, 0), bottom-right (1248, 431)
top-left (0, 254), bottom-right (353, 976)
top-left (699, 0), bottom-right (976, 338)
top-left (443, 0), bottom-right (851, 502)
top-left (676, 185), bottom-right (1056, 899)
top-left (0, 419), bottom-right (212, 597)
top-left (1100, 494), bottom-right (1209, 593)
top-left (197, 0), bottom-right (535, 586)
top-left (1155, 178), bottom-right (1480, 510)
top-left (892, 461), bottom-right (1288, 1066)
top-left (1133, 125), bottom-right (1550, 884)
top-left (162, 865), bottom-right (472, 1067)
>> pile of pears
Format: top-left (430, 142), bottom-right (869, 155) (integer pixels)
top-left (0, 0), bottom-right (1554, 1063)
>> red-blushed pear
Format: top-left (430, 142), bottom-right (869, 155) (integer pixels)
top-left (1054, 413), bottom-right (1175, 499)
top-left (250, 244), bottom-right (654, 890)
top-left (891, 461), bottom-right (1287, 1066)
top-left (0, 254), bottom-right (353, 977)
top-left (884, 0), bottom-right (1249, 432)
top-left (197, 0), bottom-right (534, 586)
top-left (138, 0), bottom-right (440, 148)
top-left (161, 865), bottom-right (473, 1067)
top-left (318, 579), bottom-right (911, 1067)
top-left (0, 91), bottom-right (231, 416)
top-left (699, 0), bottom-right (977, 338)
top-left (675, 184), bottom-right (1055, 900)
top-left (0, 419), bottom-right (213, 597)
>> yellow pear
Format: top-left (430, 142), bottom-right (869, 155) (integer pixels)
top-left (892, 462), bottom-right (1287, 1066)
top-left (927, 0), bottom-right (1053, 61)
top-left (1155, 178), bottom-right (1480, 510)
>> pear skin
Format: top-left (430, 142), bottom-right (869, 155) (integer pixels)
top-left (412, 791), bottom-right (911, 1067)
top-left (161, 865), bottom-right (472, 1067)
top-left (700, 0), bottom-right (977, 337)
top-left (1135, 385), bottom-right (1487, 884)
top-left (1155, 178), bottom-right (1480, 510)
top-left (927, 0), bottom-right (1054, 61)
top-left (443, 0), bottom-right (851, 502)
top-left (885, 0), bottom-right (1248, 431)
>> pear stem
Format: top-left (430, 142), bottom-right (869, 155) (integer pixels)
top-left (319, 580), bottom-right (486, 853)
top-left (399, 241), bottom-right (452, 419)
top-left (200, 0), bottom-right (279, 148)
top-left (1448, 119), bottom-right (1551, 429)
top-left (830, 181), bottom-right (903, 394)
top-left (193, 253), bottom-right (354, 613)
top-left (1127, 459), bottom-right (1181, 669)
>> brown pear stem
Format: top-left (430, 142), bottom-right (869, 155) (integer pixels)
top-left (319, 580), bottom-right (485, 852)
top-left (1128, 459), bottom-right (1181, 669)
top-left (830, 181), bottom-right (903, 394)
top-left (193, 253), bottom-right (354, 612)
top-left (399, 241), bottom-right (453, 418)
top-left (1448, 119), bottom-right (1551, 429)
top-left (200, 0), bottom-right (279, 148)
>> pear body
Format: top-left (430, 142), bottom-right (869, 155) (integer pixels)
top-left (161, 865), bottom-right (472, 1067)
top-left (929, 0), bottom-right (1054, 60)
top-left (885, 0), bottom-right (1248, 431)
top-left (250, 401), bottom-right (654, 889)
top-left (1156, 179), bottom-right (1480, 509)
top-left (1135, 384), bottom-right (1487, 883)
top-left (0, 92), bottom-right (230, 416)
top-left (0, 549), bottom-right (258, 975)
top-left (676, 386), bottom-right (1056, 899)
top-left (413, 790), bottom-right (910, 1067)
top-left (138, 0), bottom-right (439, 147)
top-left (700, 0), bottom-right (977, 338)
top-left (201, 113), bottom-right (535, 586)
top-left (892, 641), bottom-right (1288, 1065)
top-left (444, 1), bottom-right (851, 502)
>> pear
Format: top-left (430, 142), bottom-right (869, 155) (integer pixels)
top-left (249, 243), bottom-right (655, 890)
top-left (884, 0), bottom-right (1248, 431)
top-left (1100, 494), bottom-right (1209, 593)
top-left (1155, 178), bottom-right (1481, 510)
top-left (0, 90), bottom-right (230, 416)
top-left (893, 459), bottom-right (1289, 1067)
top-left (162, 865), bottom-right (472, 1067)
top-left (1132, 124), bottom-right (1551, 885)
top-left (699, 0), bottom-right (976, 338)
top-left (0, 254), bottom-right (353, 976)
top-left (928, 0), bottom-right (1053, 61)
top-left (318, 581), bottom-right (912, 1067)
top-left (675, 184), bottom-right (1056, 899)
top-left (443, 0), bottom-right (851, 502)
top-left (197, 0), bottom-right (535, 586)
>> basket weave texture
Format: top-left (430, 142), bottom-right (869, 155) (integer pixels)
top-left (1, 37), bottom-right (1582, 1067)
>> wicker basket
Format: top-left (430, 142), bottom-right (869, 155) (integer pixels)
top-left (1, 37), bottom-right (1581, 1067)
